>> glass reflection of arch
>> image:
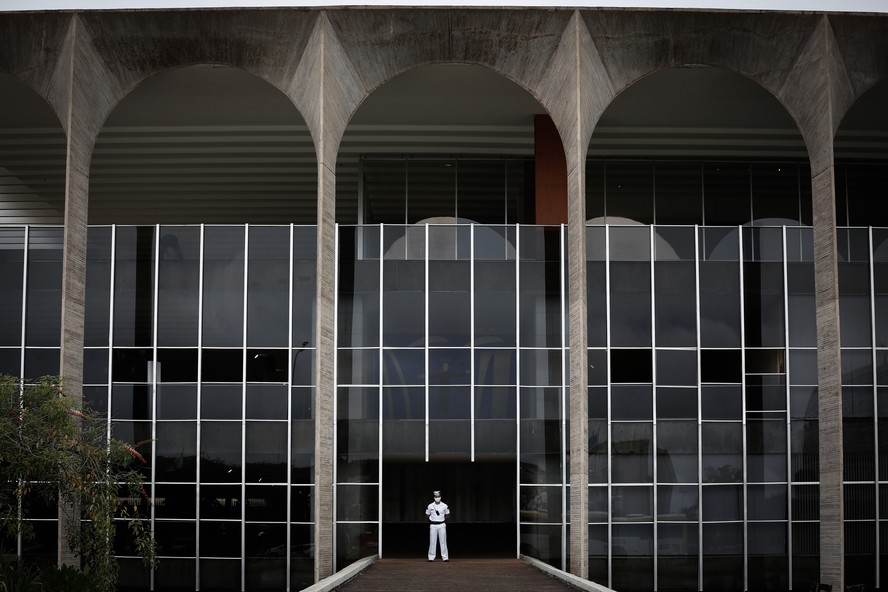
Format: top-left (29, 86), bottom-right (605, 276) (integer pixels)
top-left (0, 73), bottom-right (66, 225)
top-left (90, 65), bottom-right (317, 225)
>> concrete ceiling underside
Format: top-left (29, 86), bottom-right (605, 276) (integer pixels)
top-left (0, 65), bottom-right (885, 225)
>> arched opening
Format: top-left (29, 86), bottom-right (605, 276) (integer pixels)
top-left (833, 79), bottom-right (888, 590)
top-left (585, 65), bottom-right (811, 592)
top-left (334, 64), bottom-right (562, 566)
top-left (0, 73), bottom-right (66, 225)
top-left (90, 65), bottom-right (317, 224)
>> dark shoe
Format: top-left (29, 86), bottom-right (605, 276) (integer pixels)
top-left (428, 560), bottom-right (433, 562)
top-left (444, 560), bottom-right (449, 562)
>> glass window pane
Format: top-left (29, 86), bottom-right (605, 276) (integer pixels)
top-left (157, 226), bottom-right (200, 346)
top-left (156, 421), bottom-right (197, 482)
top-left (201, 422), bottom-right (242, 482)
top-left (84, 227), bottom-right (112, 347)
top-left (655, 163), bottom-right (703, 225)
top-left (458, 160), bottom-right (507, 224)
top-left (612, 422), bottom-right (653, 483)
top-left (657, 420), bottom-right (698, 483)
top-left (202, 226), bottom-right (245, 347)
top-left (475, 262), bottom-right (516, 346)
top-left (703, 163), bottom-right (750, 226)
top-left (25, 228), bottom-right (63, 347)
top-left (247, 226), bottom-right (290, 347)
top-left (699, 261), bottom-right (741, 347)
top-left (606, 162), bottom-right (653, 224)
top-left (610, 261), bottom-right (651, 347)
top-left (655, 261), bottom-right (697, 347)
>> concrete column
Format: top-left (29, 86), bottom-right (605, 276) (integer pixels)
top-left (813, 162), bottom-right (843, 589)
top-left (300, 13), bottom-right (366, 580)
top-left (785, 18), bottom-right (845, 591)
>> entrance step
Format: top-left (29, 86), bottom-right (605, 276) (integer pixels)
top-left (331, 557), bottom-right (583, 591)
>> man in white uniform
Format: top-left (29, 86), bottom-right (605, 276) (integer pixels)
top-left (425, 490), bottom-right (450, 562)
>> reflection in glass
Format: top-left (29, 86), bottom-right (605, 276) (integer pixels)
top-left (612, 523), bottom-right (654, 590)
top-left (702, 423), bottom-right (742, 483)
top-left (155, 422), bottom-right (197, 482)
top-left (203, 226), bottom-right (245, 347)
top-left (657, 421), bottom-right (698, 483)
top-left (475, 262), bottom-right (516, 346)
top-left (655, 261), bottom-right (697, 347)
top-left (245, 421), bottom-right (288, 483)
top-left (84, 227), bottom-right (111, 346)
top-left (157, 226), bottom-right (200, 346)
top-left (201, 422), bottom-right (242, 482)
top-left (612, 423), bottom-right (653, 483)
top-left (247, 226), bottom-right (290, 347)
top-left (699, 260), bottom-right (741, 347)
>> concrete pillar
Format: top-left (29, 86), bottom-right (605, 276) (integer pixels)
top-left (812, 162), bottom-right (843, 589)
top-left (777, 15), bottom-right (846, 590)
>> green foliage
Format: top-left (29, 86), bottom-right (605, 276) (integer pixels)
top-left (0, 375), bottom-right (156, 592)
top-left (0, 556), bottom-right (95, 592)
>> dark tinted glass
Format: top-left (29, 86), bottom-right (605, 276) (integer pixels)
top-left (113, 226), bottom-right (155, 347)
top-left (245, 421), bottom-right (287, 483)
top-left (84, 227), bottom-right (112, 346)
top-left (362, 160), bottom-right (406, 224)
top-left (156, 226), bottom-right (200, 346)
top-left (610, 262), bottom-right (651, 347)
top-left (0, 228), bottom-right (24, 347)
top-left (703, 163), bottom-right (750, 225)
top-left (475, 261), bottom-right (516, 346)
top-left (200, 422), bottom-right (242, 482)
top-left (382, 260), bottom-right (424, 346)
top-left (407, 160), bottom-right (455, 223)
top-left (751, 163), bottom-right (801, 224)
top-left (744, 262), bottom-right (785, 348)
top-left (247, 226), bottom-right (290, 347)
top-left (655, 162), bottom-right (703, 225)
top-left (429, 261), bottom-right (470, 346)
top-left (25, 227), bottom-right (62, 347)
top-left (458, 160), bottom-right (508, 224)
top-left (155, 421), bottom-right (197, 482)
top-left (606, 162), bottom-right (653, 224)
top-left (655, 261), bottom-right (697, 347)
top-left (202, 226), bottom-right (244, 347)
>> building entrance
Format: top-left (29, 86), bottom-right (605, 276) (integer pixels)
top-left (381, 460), bottom-right (516, 558)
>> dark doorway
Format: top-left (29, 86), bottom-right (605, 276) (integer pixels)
top-left (381, 460), bottom-right (516, 559)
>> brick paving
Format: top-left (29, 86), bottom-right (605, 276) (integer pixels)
top-left (332, 558), bottom-right (582, 592)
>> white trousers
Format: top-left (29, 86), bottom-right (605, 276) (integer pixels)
top-left (428, 522), bottom-right (448, 560)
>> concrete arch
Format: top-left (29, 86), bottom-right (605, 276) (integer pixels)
top-left (322, 9), bottom-right (577, 168)
top-left (89, 63), bottom-right (318, 224)
top-left (579, 9), bottom-right (826, 166)
top-left (73, 9), bottom-right (321, 161)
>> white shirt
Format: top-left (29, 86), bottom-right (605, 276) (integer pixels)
top-left (426, 500), bottom-right (450, 523)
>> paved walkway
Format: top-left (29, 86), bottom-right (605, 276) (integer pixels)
top-left (331, 558), bottom-right (582, 592)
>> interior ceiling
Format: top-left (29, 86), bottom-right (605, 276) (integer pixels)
top-left (1, 64), bottom-right (885, 226)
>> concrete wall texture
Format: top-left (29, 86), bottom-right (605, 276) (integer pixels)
top-left (1, 6), bottom-right (886, 590)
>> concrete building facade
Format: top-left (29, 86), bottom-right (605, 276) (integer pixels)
top-left (0, 5), bottom-right (887, 591)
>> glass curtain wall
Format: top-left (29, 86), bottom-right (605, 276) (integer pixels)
top-left (586, 159), bottom-right (817, 591)
top-left (334, 223), bottom-right (567, 570)
top-left (81, 224), bottom-right (317, 592)
top-left (587, 223), bottom-right (818, 591)
top-left (0, 226), bottom-right (64, 563)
